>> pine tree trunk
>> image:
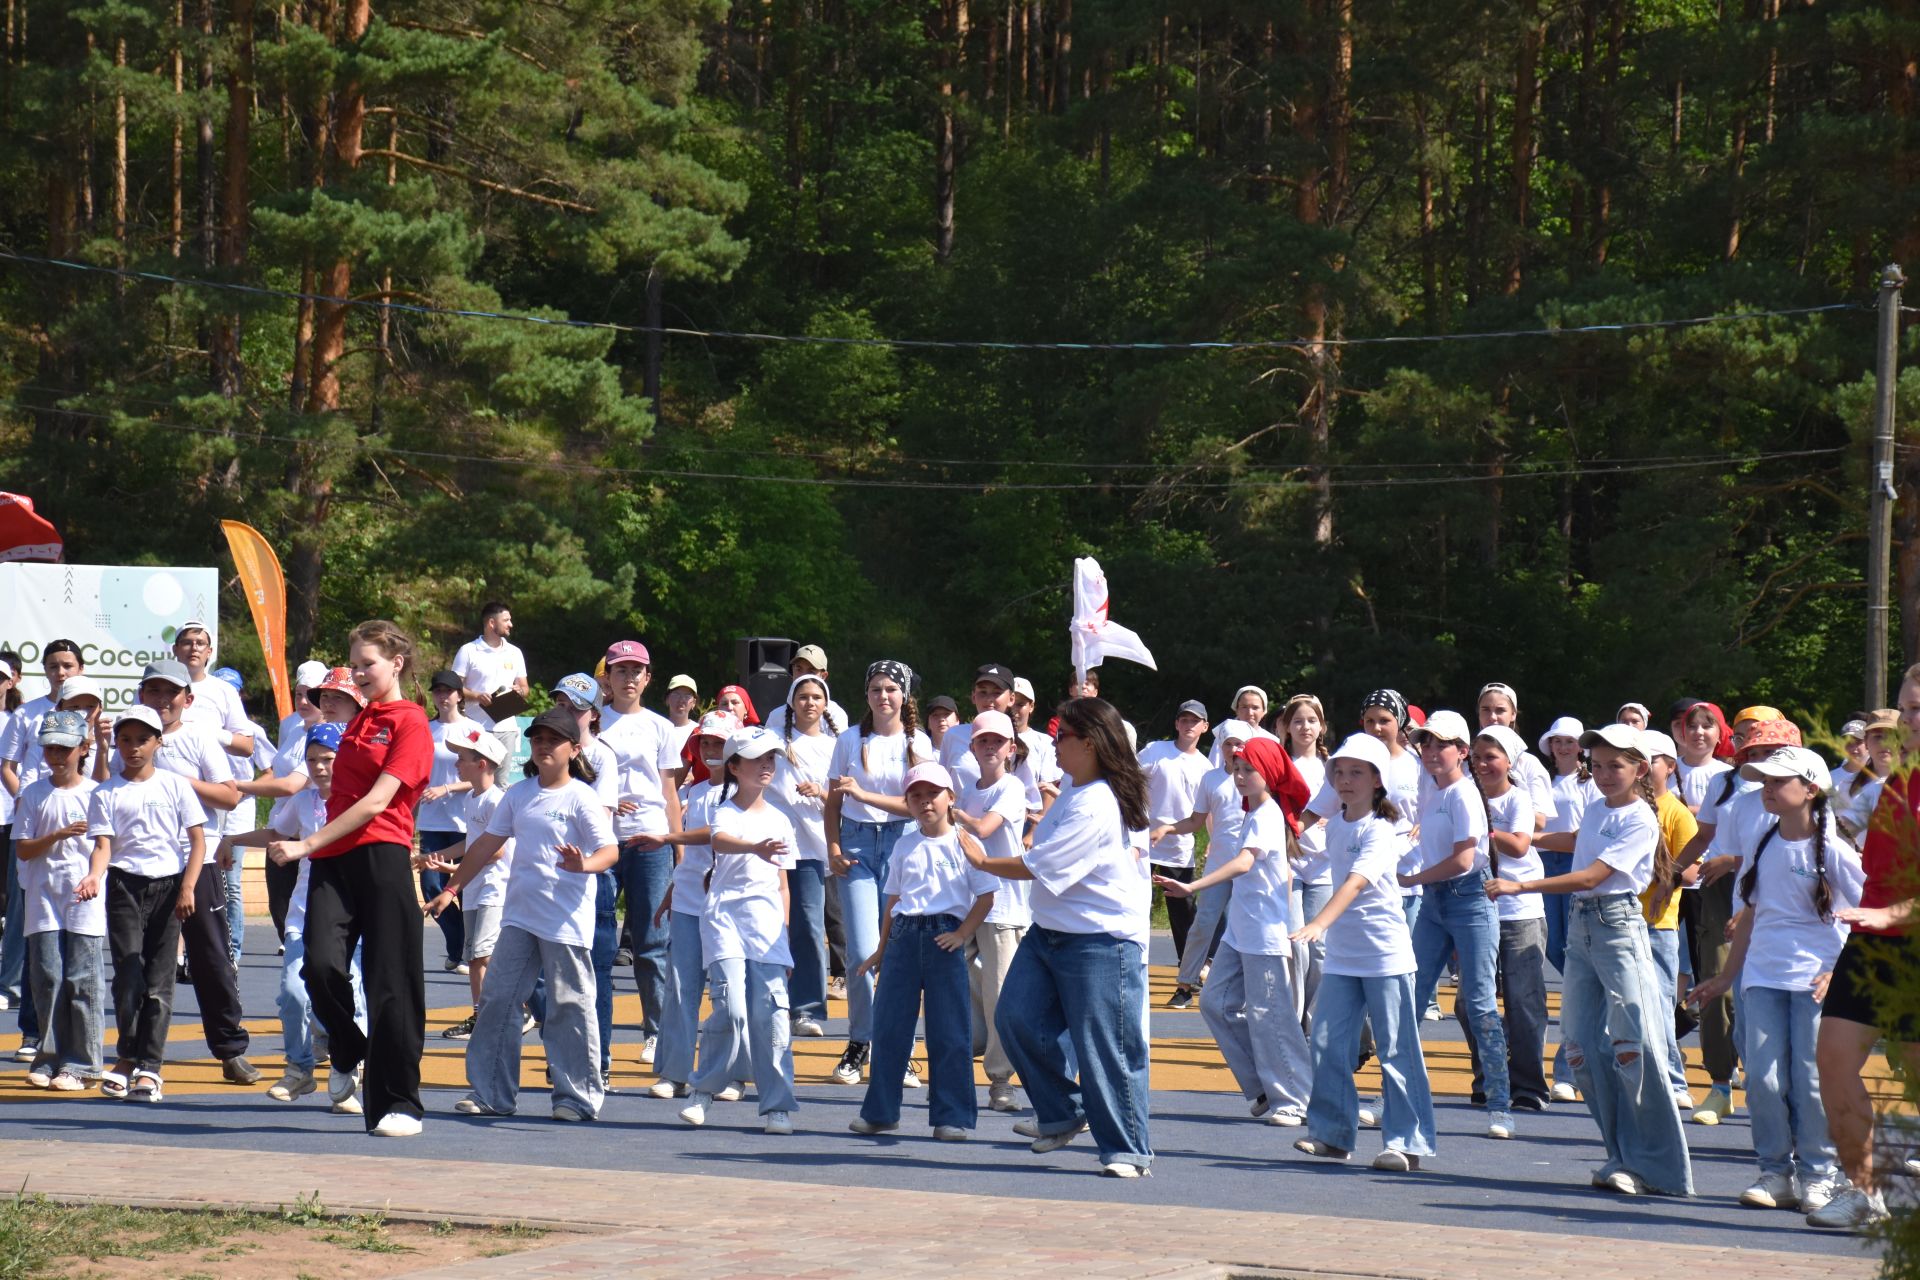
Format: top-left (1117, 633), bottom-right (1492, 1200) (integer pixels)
top-left (934, 0), bottom-right (959, 260)
top-left (1505, 1), bottom-right (1541, 295)
top-left (211, 0), bottom-right (252, 397)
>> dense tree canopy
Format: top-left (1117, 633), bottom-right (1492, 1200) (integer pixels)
top-left (1, 0), bottom-right (1917, 734)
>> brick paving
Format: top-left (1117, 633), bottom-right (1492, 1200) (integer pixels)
top-left (0, 1138), bottom-right (1881, 1279)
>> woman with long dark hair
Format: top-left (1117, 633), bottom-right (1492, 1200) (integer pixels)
top-left (958, 696), bottom-right (1154, 1177)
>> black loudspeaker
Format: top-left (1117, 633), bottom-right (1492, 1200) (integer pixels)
top-left (736, 637), bottom-right (796, 719)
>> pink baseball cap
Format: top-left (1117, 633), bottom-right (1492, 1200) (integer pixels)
top-left (604, 640), bottom-right (651, 666)
top-left (969, 710), bottom-right (1015, 741)
top-left (904, 762), bottom-right (956, 794)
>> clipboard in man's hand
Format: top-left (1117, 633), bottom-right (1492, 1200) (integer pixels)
top-left (485, 687), bottom-right (530, 720)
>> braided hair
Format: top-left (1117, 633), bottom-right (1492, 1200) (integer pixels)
top-left (1637, 767), bottom-right (1678, 916)
top-left (1739, 791), bottom-right (1835, 922)
top-left (782, 675), bottom-right (841, 764)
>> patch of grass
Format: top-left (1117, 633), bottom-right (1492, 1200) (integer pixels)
top-left (0, 1192), bottom-right (61, 1280)
top-left (320, 1209), bottom-right (413, 1255)
top-left (430, 1219), bottom-right (457, 1237)
top-left (279, 1191), bottom-right (329, 1226)
top-left (493, 1221), bottom-right (548, 1239)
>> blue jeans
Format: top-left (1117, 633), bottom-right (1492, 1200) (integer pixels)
top-left (657, 909), bottom-right (708, 1085)
top-left (1412, 868), bottom-right (1511, 1112)
top-left (862, 913), bottom-right (976, 1129)
top-left (25, 930), bottom-right (103, 1075)
top-left (593, 869), bottom-right (618, 1074)
top-left (468, 926), bottom-right (602, 1118)
top-left (996, 926), bottom-right (1153, 1169)
top-left (1646, 927), bottom-right (1689, 1097)
top-left (1, 838), bottom-right (40, 1039)
top-left (1742, 984), bottom-right (1837, 1184)
top-left (280, 932), bottom-right (365, 1074)
top-left (1290, 879), bottom-right (1334, 1027)
top-left (1457, 916), bottom-right (1551, 1106)
top-left (838, 819), bottom-right (909, 1042)
top-left (693, 956), bottom-right (795, 1114)
top-left (1562, 893), bottom-right (1693, 1195)
top-left (788, 860), bottom-right (828, 1021)
top-left (418, 830), bottom-right (465, 963)
top-left (222, 861), bottom-right (246, 967)
top-left (1309, 970), bottom-right (1436, 1157)
top-left (619, 841), bottom-right (673, 1037)
top-left (1540, 851), bottom-right (1573, 973)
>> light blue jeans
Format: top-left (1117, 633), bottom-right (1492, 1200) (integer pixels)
top-left (1201, 943), bottom-right (1312, 1118)
top-left (1290, 879), bottom-right (1334, 1026)
top-left (656, 908), bottom-right (708, 1086)
top-left (788, 859), bottom-right (829, 1021)
top-left (693, 956), bottom-right (795, 1114)
top-left (1646, 927), bottom-right (1689, 1097)
top-left (1562, 893), bottom-right (1693, 1195)
top-left (466, 925), bottom-right (603, 1118)
top-left (25, 930), bottom-right (103, 1075)
top-left (222, 862), bottom-right (246, 967)
top-left (280, 932), bottom-right (365, 1074)
top-left (1309, 970), bottom-right (1435, 1157)
top-left (1742, 984), bottom-right (1838, 1185)
top-left (837, 818), bottom-right (909, 1043)
top-left (1412, 868), bottom-right (1511, 1112)
top-left (1176, 877), bottom-right (1234, 988)
top-left (996, 926), bottom-right (1153, 1170)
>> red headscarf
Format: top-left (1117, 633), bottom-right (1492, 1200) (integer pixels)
top-left (681, 685), bottom-right (764, 785)
top-left (1237, 737), bottom-right (1310, 833)
top-left (717, 685), bottom-right (761, 726)
top-left (1686, 701), bottom-right (1736, 762)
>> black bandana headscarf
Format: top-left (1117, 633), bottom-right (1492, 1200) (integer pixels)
top-left (1361, 688), bottom-right (1409, 731)
top-left (865, 659), bottom-right (915, 693)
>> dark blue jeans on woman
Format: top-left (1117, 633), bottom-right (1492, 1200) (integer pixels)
top-left (417, 829), bottom-right (465, 964)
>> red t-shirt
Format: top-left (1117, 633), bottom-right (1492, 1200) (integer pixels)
top-left (1858, 768), bottom-right (1920, 935)
top-left (313, 698), bottom-right (434, 859)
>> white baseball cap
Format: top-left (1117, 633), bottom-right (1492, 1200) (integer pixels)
top-left (1408, 709), bottom-right (1473, 749)
top-left (696, 710), bottom-right (740, 739)
top-left (1639, 730), bottom-right (1680, 762)
top-left (1579, 723), bottom-right (1647, 755)
top-left (724, 725), bottom-right (782, 760)
top-left (1741, 745), bottom-right (1832, 790)
top-left (1012, 676), bottom-right (1036, 703)
top-left (114, 705), bottom-right (164, 736)
top-left (294, 660), bottom-right (329, 690)
top-left (55, 674), bottom-right (104, 706)
top-left (445, 719), bottom-right (508, 766)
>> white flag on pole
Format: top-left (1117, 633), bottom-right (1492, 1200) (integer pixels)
top-left (1071, 556), bottom-right (1157, 688)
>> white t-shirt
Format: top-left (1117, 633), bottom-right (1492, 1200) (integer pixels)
top-left (1708, 785), bottom-right (1773, 865)
top-left (1546, 771), bottom-right (1600, 836)
top-left (1018, 728), bottom-right (1060, 785)
top-left (702, 801), bottom-right (798, 967)
top-left (1290, 754), bottom-right (1330, 883)
top-left (1020, 778), bottom-right (1151, 949)
top-left (1570, 797), bottom-right (1658, 897)
top-left (672, 782), bottom-right (721, 916)
top-left (1513, 751), bottom-right (1557, 826)
top-left (1734, 818), bottom-right (1865, 992)
top-left (0, 708), bottom-right (14, 826)
top-left (273, 785), bottom-right (329, 937)
top-left (183, 677), bottom-right (249, 738)
top-left (451, 636), bottom-right (527, 731)
top-left (828, 725), bottom-right (934, 826)
top-left (598, 706), bottom-right (681, 840)
top-left (667, 719), bottom-right (697, 762)
top-left (1322, 808), bottom-right (1417, 978)
top-left (485, 777), bottom-right (617, 948)
top-left (961, 772), bottom-right (1031, 927)
top-left (116, 725), bottom-right (239, 796)
top-left (264, 721), bottom-right (317, 833)
top-left (1138, 740), bottom-right (1211, 868)
top-left (1, 696), bottom-right (55, 794)
top-left (90, 769), bottom-right (206, 877)
top-left (1416, 775), bottom-right (1491, 877)
top-left (15, 777), bottom-right (104, 936)
top-left (1222, 800), bottom-right (1296, 956)
top-left (416, 719), bottom-right (469, 833)
top-left (1680, 759), bottom-right (1735, 812)
top-left (462, 785), bottom-right (512, 909)
top-left (1485, 786), bottom-right (1543, 921)
top-left (883, 827), bottom-right (998, 919)
top-left (1196, 767), bottom-right (1246, 866)
top-left (770, 731), bottom-right (837, 862)
top-left (582, 738), bottom-right (621, 813)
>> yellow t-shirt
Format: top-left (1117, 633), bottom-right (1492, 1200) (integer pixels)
top-left (1640, 789), bottom-right (1699, 929)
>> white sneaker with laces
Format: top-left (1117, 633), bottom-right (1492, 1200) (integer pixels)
top-left (1799, 1179), bottom-right (1841, 1214)
top-left (1486, 1111), bottom-right (1515, 1140)
top-left (902, 1064), bottom-right (922, 1089)
top-left (679, 1093), bottom-right (712, 1126)
top-left (372, 1112), bottom-right (422, 1137)
top-left (646, 1079), bottom-right (682, 1099)
top-left (764, 1110), bottom-right (793, 1135)
top-left (640, 1035), bottom-right (657, 1065)
top-left (1739, 1172), bottom-right (1799, 1209)
top-left (1550, 1081), bottom-right (1578, 1103)
top-left (1266, 1110), bottom-right (1305, 1127)
top-left (1100, 1162), bottom-right (1145, 1178)
top-left (714, 1082), bottom-right (745, 1102)
top-left (987, 1083), bottom-right (1020, 1112)
top-left (268, 1070), bottom-right (317, 1102)
top-left (1356, 1105), bottom-right (1380, 1129)
top-left (1806, 1186), bottom-right (1888, 1230)
top-left (934, 1125), bottom-right (968, 1142)
top-left (1372, 1149), bottom-right (1420, 1172)
top-left (1595, 1170), bottom-right (1646, 1196)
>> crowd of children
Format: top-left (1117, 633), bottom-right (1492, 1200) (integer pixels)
top-left (0, 615), bottom-right (1917, 1230)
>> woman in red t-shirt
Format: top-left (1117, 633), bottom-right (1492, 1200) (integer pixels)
top-left (1814, 666), bottom-right (1920, 1230)
top-left (269, 620), bottom-right (434, 1136)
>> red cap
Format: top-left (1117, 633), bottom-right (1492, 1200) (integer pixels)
top-left (604, 640), bottom-right (651, 666)
top-left (1406, 705), bottom-right (1427, 727)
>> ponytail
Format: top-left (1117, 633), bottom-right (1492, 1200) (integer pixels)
top-left (1641, 770), bottom-right (1675, 917)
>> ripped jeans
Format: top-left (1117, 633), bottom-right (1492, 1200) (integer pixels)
top-left (1562, 893), bottom-right (1693, 1196)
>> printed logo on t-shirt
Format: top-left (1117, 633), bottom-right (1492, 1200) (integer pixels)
top-left (1598, 814), bottom-right (1628, 840)
top-left (367, 728), bottom-right (391, 746)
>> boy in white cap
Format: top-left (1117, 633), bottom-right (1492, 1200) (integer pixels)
top-left (1138, 701), bottom-right (1213, 980)
top-left (170, 621), bottom-right (255, 758)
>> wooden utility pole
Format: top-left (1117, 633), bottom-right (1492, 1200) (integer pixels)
top-left (1867, 263), bottom-right (1906, 710)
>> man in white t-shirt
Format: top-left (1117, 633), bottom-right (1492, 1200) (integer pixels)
top-left (450, 602), bottom-right (529, 742)
top-left (1138, 700), bottom-right (1213, 971)
top-left (170, 621), bottom-right (255, 758)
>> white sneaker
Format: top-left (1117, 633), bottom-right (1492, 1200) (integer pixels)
top-left (1372, 1149), bottom-right (1421, 1172)
top-left (848, 1117), bottom-right (899, 1135)
top-left (1800, 1179), bottom-right (1841, 1214)
top-left (933, 1125), bottom-right (968, 1142)
top-left (640, 1035), bottom-right (658, 1065)
top-left (1672, 1091), bottom-right (1696, 1110)
top-left (1421, 1004), bottom-right (1442, 1022)
top-left (1486, 1111), bottom-right (1515, 1140)
top-left (327, 1064), bottom-right (360, 1111)
top-left (1806, 1186), bottom-right (1888, 1230)
top-left (646, 1080), bottom-right (683, 1099)
top-left (267, 1070), bottom-right (317, 1102)
top-left (552, 1102), bottom-right (589, 1123)
top-left (1029, 1123), bottom-right (1088, 1154)
top-left (714, 1082), bottom-right (745, 1103)
top-left (1356, 1105), bottom-right (1380, 1129)
top-left (24, 1065), bottom-right (51, 1089)
top-left (1740, 1173), bottom-right (1800, 1209)
top-left (791, 1015), bottom-right (826, 1038)
top-left (1266, 1110), bottom-right (1305, 1127)
top-left (987, 1083), bottom-right (1021, 1112)
top-left (1100, 1161), bottom-right (1145, 1178)
top-left (902, 1063), bottom-right (922, 1089)
top-left (372, 1112), bottom-right (422, 1137)
top-left (679, 1093), bottom-right (712, 1126)
top-left (764, 1110), bottom-right (793, 1135)
top-left (1550, 1081), bottom-right (1579, 1103)
top-left (1595, 1170), bottom-right (1646, 1196)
